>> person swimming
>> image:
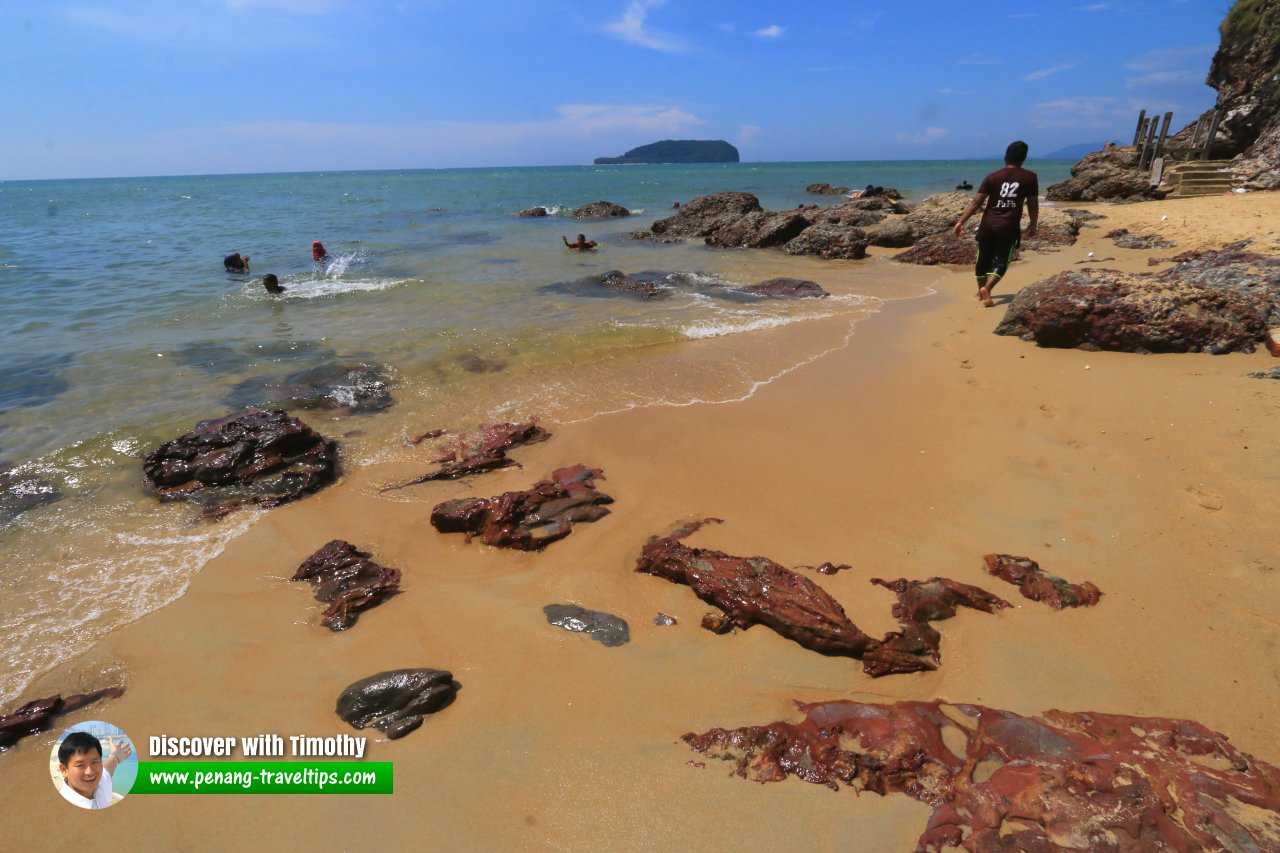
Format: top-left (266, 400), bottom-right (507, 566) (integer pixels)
top-left (261, 274), bottom-right (285, 295)
top-left (956, 180), bottom-right (974, 190)
top-left (311, 241), bottom-right (328, 262)
top-left (562, 234), bottom-right (597, 251)
top-left (224, 252), bottom-right (250, 273)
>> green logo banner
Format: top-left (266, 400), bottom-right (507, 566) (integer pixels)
top-left (132, 761), bottom-right (393, 794)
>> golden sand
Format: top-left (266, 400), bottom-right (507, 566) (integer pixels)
top-left (5, 191), bottom-right (1279, 849)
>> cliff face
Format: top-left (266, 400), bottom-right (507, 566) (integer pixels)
top-left (1170, 0), bottom-right (1280, 186)
top-left (594, 140), bottom-right (740, 165)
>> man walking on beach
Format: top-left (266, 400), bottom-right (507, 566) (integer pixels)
top-left (953, 141), bottom-right (1038, 307)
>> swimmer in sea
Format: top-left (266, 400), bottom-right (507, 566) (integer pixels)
top-left (224, 252), bottom-right (250, 273)
top-left (261, 274), bottom-right (285, 295)
top-left (562, 234), bottom-right (597, 251)
top-left (312, 241), bottom-right (328, 262)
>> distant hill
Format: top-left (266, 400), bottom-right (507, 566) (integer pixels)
top-left (594, 140), bottom-right (740, 165)
top-left (1042, 141), bottom-right (1118, 159)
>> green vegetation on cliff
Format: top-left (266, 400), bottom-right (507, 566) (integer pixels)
top-left (594, 140), bottom-right (740, 165)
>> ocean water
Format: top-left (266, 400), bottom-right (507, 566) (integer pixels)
top-left (0, 159), bottom-right (1073, 705)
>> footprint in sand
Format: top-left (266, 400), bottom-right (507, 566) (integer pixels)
top-left (1040, 403), bottom-right (1060, 418)
top-left (1187, 485), bottom-right (1224, 511)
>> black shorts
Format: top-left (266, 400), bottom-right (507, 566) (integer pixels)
top-left (975, 235), bottom-right (1017, 280)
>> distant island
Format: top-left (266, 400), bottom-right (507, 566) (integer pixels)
top-left (594, 140), bottom-right (740, 165)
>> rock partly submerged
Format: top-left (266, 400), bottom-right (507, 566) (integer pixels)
top-left (142, 408), bottom-right (339, 519)
top-left (571, 200), bottom-right (631, 219)
top-left (996, 240), bottom-right (1280, 354)
top-left (0, 687), bottom-right (126, 751)
top-left (335, 669), bottom-right (457, 739)
top-left (543, 604), bottom-right (630, 646)
top-left (222, 362), bottom-right (394, 415)
top-left (684, 699), bottom-right (1280, 852)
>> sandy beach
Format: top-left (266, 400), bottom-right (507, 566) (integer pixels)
top-left (6, 191), bottom-right (1280, 848)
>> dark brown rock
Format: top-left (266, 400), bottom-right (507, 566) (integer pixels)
top-left (516, 206), bottom-right (551, 217)
top-left (1105, 227), bottom-right (1176, 249)
top-left (805, 182), bottom-right (852, 195)
top-left (983, 553), bottom-right (1102, 609)
top-left (683, 699), bottom-right (1280, 852)
top-left (740, 278), bottom-right (829, 299)
top-left (868, 577), bottom-right (1010, 666)
top-left (222, 362), bottom-right (394, 415)
top-left (648, 192), bottom-right (765, 239)
top-left (291, 540), bottom-right (402, 631)
top-left (142, 408), bottom-right (338, 518)
top-left (571, 200), bottom-right (631, 219)
top-left (891, 231), bottom-right (977, 265)
top-left (868, 220), bottom-right (916, 248)
top-left (1046, 147), bottom-right (1163, 202)
top-left (598, 270), bottom-right (669, 299)
top-left (783, 224), bottom-right (870, 259)
top-left (704, 210), bottom-right (810, 249)
top-left (634, 519), bottom-right (879, 657)
top-left (382, 421), bottom-right (550, 492)
top-left (336, 669), bottom-right (457, 739)
top-left (430, 464), bottom-right (612, 551)
top-left (995, 241), bottom-right (1280, 353)
top-left (0, 687), bottom-right (126, 750)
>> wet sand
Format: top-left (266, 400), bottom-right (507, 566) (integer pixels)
top-left (6, 192), bottom-right (1280, 848)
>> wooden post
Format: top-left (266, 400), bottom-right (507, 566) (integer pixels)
top-left (1190, 115), bottom-right (1207, 150)
top-left (1139, 114), bottom-right (1160, 170)
top-left (1133, 110), bottom-right (1148, 147)
top-left (1201, 109), bottom-right (1221, 160)
top-left (1154, 112), bottom-right (1173, 161)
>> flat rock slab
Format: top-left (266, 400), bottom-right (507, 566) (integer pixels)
top-left (142, 408), bottom-right (339, 518)
top-left (983, 553), bottom-right (1102, 609)
top-left (291, 540), bottom-right (402, 631)
top-left (335, 669), bottom-right (457, 740)
top-left (995, 240), bottom-right (1280, 353)
top-left (382, 421), bottom-right (550, 492)
top-left (0, 687), bottom-right (126, 751)
top-left (543, 604), bottom-right (630, 646)
top-left (684, 699), bottom-right (1280, 852)
top-left (739, 278), bottom-right (829, 298)
top-left (1106, 227), bottom-right (1175, 249)
top-left (430, 464), bottom-right (612, 551)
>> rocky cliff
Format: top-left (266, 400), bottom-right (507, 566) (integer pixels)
top-left (594, 140), bottom-right (740, 165)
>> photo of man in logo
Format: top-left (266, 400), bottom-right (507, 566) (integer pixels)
top-left (51, 722), bottom-right (136, 809)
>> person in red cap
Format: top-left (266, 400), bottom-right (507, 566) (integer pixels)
top-left (312, 241), bottom-right (328, 262)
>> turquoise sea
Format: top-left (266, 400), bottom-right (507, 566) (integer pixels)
top-left (0, 159), bottom-right (1073, 705)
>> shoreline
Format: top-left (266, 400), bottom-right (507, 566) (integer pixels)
top-left (5, 191), bottom-right (1280, 846)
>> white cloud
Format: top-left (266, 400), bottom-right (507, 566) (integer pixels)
top-left (896, 127), bottom-right (950, 145)
top-left (737, 124), bottom-right (762, 143)
top-left (958, 53), bottom-right (1000, 66)
top-left (604, 0), bottom-right (687, 53)
top-left (1076, 3), bottom-right (1110, 11)
top-left (1125, 44), bottom-right (1216, 71)
top-left (1023, 61), bottom-right (1077, 81)
top-left (753, 25), bottom-right (784, 38)
top-left (1028, 97), bottom-right (1126, 129)
top-left (1125, 70), bottom-right (1200, 88)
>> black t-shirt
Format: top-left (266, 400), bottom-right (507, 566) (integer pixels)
top-left (976, 165), bottom-right (1038, 239)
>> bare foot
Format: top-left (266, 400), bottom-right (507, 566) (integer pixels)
top-left (978, 284), bottom-right (993, 307)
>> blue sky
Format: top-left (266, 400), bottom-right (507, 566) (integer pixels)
top-left (0, 0), bottom-right (1226, 179)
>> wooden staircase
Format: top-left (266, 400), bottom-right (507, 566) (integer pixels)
top-left (1160, 160), bottom-right (1240, 198)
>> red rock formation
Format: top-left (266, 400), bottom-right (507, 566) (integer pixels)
top-left (430, 464), bottom-right (612, 550)
top-left (684, 699), bottom-right (1280, 852)
top-left (291, 540), bottom-right (402, 631)
top-left (0, 687), bottom-right (126, 750)
top-left (382, 421), bottom-right (550, 492)
top-left (983, 553), bottom-right (1102, 609)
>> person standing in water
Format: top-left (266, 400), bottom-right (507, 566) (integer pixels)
top-left (953, 140), bottom-right (1038, 307)
top-left (311, 241), bottom-right (328, 262)
top-left (562, 234), bottom-right (597, 251)
top-left (224, 252), bottom-right (250, 273)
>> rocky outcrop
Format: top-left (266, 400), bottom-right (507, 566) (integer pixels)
top-left (142, 408), bottom-right (339, 518)
top-left (995, 241), bottom-right (1280, 353)
top-left (739, 278), bottom-right (828, 298)
top-left (983, 553), bottom-right (1102, 609)
top-left (543, 604), bottom-right (630, 646)
top-left (382, 421), bottom-right (550, 492)
top-left (223, 362), bottom-right (394, 415)
top-left (430, 464), bottom-right (612, 550)
top-left (1045, 146), bottom-right (1164, 202)
top-left (782, 225), bottom-right (870, 259)
top-left (291, 540), bottom-right (402, 631)
top-left (0, 687), bottom-right (126, 750)
top-left (571, 200), bottom-right (630, 219)
top-left (336, 669), bottom-right (457, 739)
top-left (891, 231), bottom-right (976, 265)
top-left (683, 699), bottom-right (1280, 852)
top-left (805, 182), bottom-right (852, 195)
top-left (594, 139), bottom-right (739, 164)
top-left (516, 206), bottom-right (550, 217)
